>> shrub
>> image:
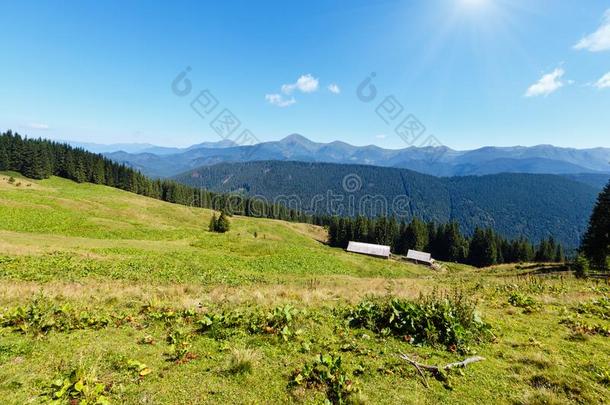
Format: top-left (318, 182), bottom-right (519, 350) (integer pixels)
top-left (8, 176), bottom-right (15, 184)
top-left (346, 291), bottom-right (492, 352)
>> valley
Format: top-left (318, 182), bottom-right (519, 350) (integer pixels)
top-left (174, 160), bottom-right (603, 247)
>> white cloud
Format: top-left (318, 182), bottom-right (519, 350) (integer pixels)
top-left (574, 9), bottom-right (610, 52)
top-left (265, 93), bottom-right (296, 107)
top-left (281, 74), bottom-right (319, 94)
top-left (25, 122), bottom-right (50, 130)
top-left (524, 68), bottom-right (565, 97)
top-left (594, 71), bottom-right (610, 89)
top-left (328, 83), bottom-right (341, 94)
top-left (375, 134), bottom-right (387, 139)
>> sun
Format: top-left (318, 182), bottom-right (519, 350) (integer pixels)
top-left (455, 0), bottom-right (495, 18)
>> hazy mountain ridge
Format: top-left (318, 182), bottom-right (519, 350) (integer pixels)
top-left (65, 139), bottom-right (237, 156)
top-left (99, 134), bottom-right (610, 178)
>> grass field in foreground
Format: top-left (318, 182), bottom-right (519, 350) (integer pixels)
top-left (0, 172), bottom-right (609, 404)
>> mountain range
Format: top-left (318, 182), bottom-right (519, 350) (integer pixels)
top-left (67, 139), bottom-right (237, 156)
top-left (174, 160), bottom-right (606, 248)
top-left (96, 134), bottom-right (610, 178)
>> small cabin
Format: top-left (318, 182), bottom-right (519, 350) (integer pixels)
top-left (346, 241), bottom-right (391, 259)
top-left (406, 249), bottom-right (434, 266)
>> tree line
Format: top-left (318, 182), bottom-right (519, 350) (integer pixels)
top-left (580, 179), bottom-right (610, 272)
top-left (327, 216), bottom-right (565, 267)
top-left (0, 131), bottom-right (309, 222)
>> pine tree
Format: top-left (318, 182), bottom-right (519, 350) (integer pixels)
top-left (216, 211), bottom-right (231, 233)
top-left (328, 217), bottom-right (340, 246)
top-left (535, 237), bottom-right (556, 262)
top-left (442, 221), bottom-right (468, 262)
top-left (468, 227), bottom-right (497, 268)
top-left (209, 214), bottom-right (218, 232)
top-left (0, 144), bottom-right (8, 171)
top-left (581, 180), bottom-right (610, 269)
top-left (366, 219), bottom-right (376, 244)
top-left (426, 222), bottom-right (438, 256)
top-left (92, 160), bottom-right (105, 184)
top-left (354, 216), bottom-right (368, 242)
top-left (554, 244), bottom-right (565, 263)
top-left (399, 218), bottom-right (428, 254)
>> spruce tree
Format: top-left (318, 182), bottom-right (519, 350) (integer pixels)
top-left (554, 244), bottom-right (565, 263)
top-left (442, 221), bottom-right (468, 262)
top-left (408, 218), bottom-right (429, 251)
top-left (0, 144), bottom-right (8, 171)
top-left (354, 216), bottom-right (368, 242)
top-left (216, 211), bottom-right (231, 233)
top-left (209, 214), bottom-right (218, 232)
top-left (581, 180), bottom-right (610, 269)
top-left (468, 227), bottom-right (497, 268)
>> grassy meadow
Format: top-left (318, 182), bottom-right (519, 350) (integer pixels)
top-left (0, 172), bottom-right (609, 404)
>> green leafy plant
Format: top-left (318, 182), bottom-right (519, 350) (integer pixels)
top-left (561, 318), bottom-right (610, 337)
top-left (138, 335), bottom-right (155, 345)
top-left (141, 304), bottom-right (196, 324)
top-left (346, 291), bottom-right (492, 352)
top-left (42, 368), bottom-right (110, 405)
top-left (253, 304), bottom-right (300, 341)
top-left (0, 297), bottom-right (115, 335)
top-left (290, 353), bottom-right (359, 404)
top-left (126, 359), bottom-right (152, 377)
top-left (165, 328), bottom-right (195, 363)
top-left (576, 296), bottom-right (610, 320)
top-left (508, 292), bottom-right (539, 313)
top-left (196, 310), bottom-right (243, 340)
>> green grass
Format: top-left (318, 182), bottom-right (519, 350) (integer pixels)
top-left (0, 172), bottom-right (609, 404)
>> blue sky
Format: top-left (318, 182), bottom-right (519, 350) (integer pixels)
top-left (1, 0), bottom-right (609, 150)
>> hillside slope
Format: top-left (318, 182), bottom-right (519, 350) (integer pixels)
top-left (0, 172), bottom-right (420, 283)
top-left (174, 161), bottom-right (601, 247)
top-left (0, 172), bottom-right (608, 404)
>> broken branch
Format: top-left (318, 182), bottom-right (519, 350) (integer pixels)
top-left (398, 353), bottom-right (485, 387)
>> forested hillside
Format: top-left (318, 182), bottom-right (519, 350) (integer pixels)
top-left (0, 131), bottom-right (307, 223)
top-left (175, 160), bottom-right (600, 247)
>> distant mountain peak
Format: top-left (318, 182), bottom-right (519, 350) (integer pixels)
top-left (279, 133), bottom-right (316, 145)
